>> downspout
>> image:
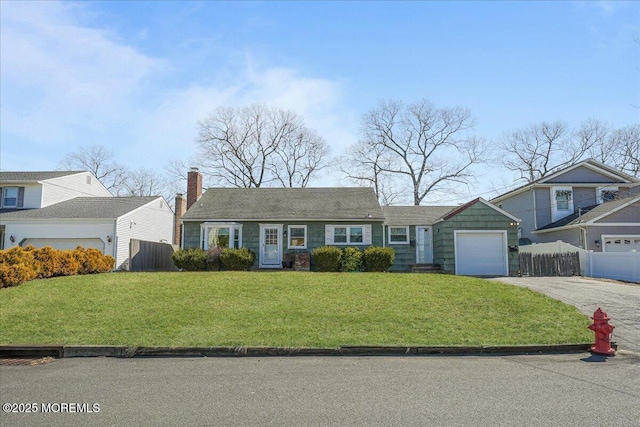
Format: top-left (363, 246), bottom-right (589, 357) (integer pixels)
top-left (532, 188), bottom-right (537, 230)
top-left (113, 219), bottom-right (118, 268)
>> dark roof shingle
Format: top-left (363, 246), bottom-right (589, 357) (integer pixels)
top-left (0, 197), bottom-right (159, 220)
top-left (182, 187), bottom-right (384, 221)
top-left (0, 171), bottom-right (86, 182)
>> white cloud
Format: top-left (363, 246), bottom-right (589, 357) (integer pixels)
top-left (0, 1), bottom-right (355, 187)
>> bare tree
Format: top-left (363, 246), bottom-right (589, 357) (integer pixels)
top-left (609, 124), bottom-right (640, 176)
top-left (343, 99), bottom-right (486, 205)
top-left (196, 104), bottom-right (330, 188)
top-left (122, 168), bottom-right (169, 197)
top-left (500, 120), bottom-right (597, 183)
top-left (58, 144), bottom-right (128, 194)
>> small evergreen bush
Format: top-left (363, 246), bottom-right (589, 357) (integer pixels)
top-left (58, 250), bottom-right (81, 276)
top-left (33, 246), bottom-right (61, 279)
top-left (219, 247), bottom-right (255, 271)
top-left (362, 246), bottom-right (395, 272)
top-left (312, 246), bottom-right (342, 272)
top-left (340, 247), bottom-right (363, 272)
top-left (172, 248), bottom-right (207, 271)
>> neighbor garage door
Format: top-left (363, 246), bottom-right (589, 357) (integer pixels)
top-left (455, 231), bottom-right (507, 276)
top-left (603, 236), bottom-right (640, 253)
top-left (22, 238), bottom-right (105, 252)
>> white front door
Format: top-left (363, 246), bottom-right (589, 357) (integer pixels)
top-left (260, 225), bottom-right (282, 268)
top-left (416, 226), bottom-right (433, 263)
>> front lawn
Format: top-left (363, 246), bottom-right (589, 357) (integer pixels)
top-left (0, 272), bottom-right (592, 347)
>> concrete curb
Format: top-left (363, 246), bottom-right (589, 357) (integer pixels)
top-left (0, 343), bottom-right (598, 359)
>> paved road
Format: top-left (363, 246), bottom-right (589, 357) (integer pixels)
top-left (1, 354), bottom-right (639, 427)
top-left (492, 276), bottom-right (640, 354)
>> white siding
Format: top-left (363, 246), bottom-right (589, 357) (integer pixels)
top-left (115, 198), bottom-right (174, 268)
top-left (3, 221), bottom-right (115, 257)
top-left (19, 184), bottom-right (44, 209)
top-left (41, 172), bottom-right (111, 207)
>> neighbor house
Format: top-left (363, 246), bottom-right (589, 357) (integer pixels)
top-left (177, 168), bottom-right (519, 275)
top-left (491, 159), bottom-right (640, 251)
top-left (0, 171), bottom-right (112, 249)
top-left (0, 196), bottom-right (174, 269)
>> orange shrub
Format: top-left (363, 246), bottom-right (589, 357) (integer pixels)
top-left (33, 246), bottom-right (61, 279)
top-left (0, 263), bottom-right (37, 287)
top-left (58, 250), bottom-right (81, 276)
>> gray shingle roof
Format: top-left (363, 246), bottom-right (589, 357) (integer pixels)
top-left (382, 205), bottom-right (455, 225)
top-left (537, 195), bottom-right (640, 230)
top-left (182, 187), bottom-right (385, 221)
top-left (0, 171), bottom-right (86, 182)
top-left (0, 197), bottom-right (159, 220)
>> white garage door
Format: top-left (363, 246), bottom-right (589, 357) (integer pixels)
top-left (455, 231), bottom-right (508, 276)
top-left (603, 236), bottom-right (640, 253)
top-left (23, 238), bottom-right (105, 252)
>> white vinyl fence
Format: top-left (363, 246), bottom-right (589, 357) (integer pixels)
top-left (520, 241), bottom-right (639, 283)
top-left (587, 251), bottom-right (640, 283)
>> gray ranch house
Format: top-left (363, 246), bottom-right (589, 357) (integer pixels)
top-left (491, 159), bottom-right (640, 252)
top-left (176, 169), bottom-right (520, 275)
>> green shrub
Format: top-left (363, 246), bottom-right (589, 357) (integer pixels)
top-left (312, 246), bottom-right (342, 272)
top-left (362, 246), bottom-right (395, 272)
top-left (341, 247), bottom-right (363, 272)
top-left (220, 248), bottom-right (255, 271)
top-left (206, 247), bottom-right (223, 271)
top-left (172, 248), bottom-right (207, 271)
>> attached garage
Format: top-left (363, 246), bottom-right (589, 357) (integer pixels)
top-left (431, 198), bottom-right (520, 276)
top-left (603, 235), bottom-right (640, 253)
top-left (22, 238), bottom-right (105, 252)
top-left (454, 231), bottom-right (508, 276)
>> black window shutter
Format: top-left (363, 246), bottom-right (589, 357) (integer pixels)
top-left (18, 187), bottom-right (25, 208)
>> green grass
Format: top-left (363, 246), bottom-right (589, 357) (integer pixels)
top-left (0, 272), bottom-right (592, 347)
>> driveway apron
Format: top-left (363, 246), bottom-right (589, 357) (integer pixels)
top-left (492, 277), bottom-right (640, 354)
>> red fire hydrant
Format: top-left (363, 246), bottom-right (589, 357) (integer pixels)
top-left (588, 307), bottom-right (616, 356)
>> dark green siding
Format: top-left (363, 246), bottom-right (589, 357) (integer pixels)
top-left (182, 220), bottom-right (383, 269)
top-left (387, 226), bottom-right (415, 272)
top-left (432, 203), bottom-right (519, 275)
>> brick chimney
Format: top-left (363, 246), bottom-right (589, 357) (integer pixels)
top-left (187, 167), bottom-right (203, 209)
top-left (173, 193), bottom-right (186, 246)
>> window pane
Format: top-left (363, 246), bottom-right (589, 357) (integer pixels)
top-left (350, 227), bottom-right (363, 243)
top-left (3, 187), bottom-right (17, 207)
top-left (556, 192), bottom-right (569, 210)
top-left (390, 227), bottom-right (408, 242)
top-left (334, 227), bottom-right (347, 243)
top-left (289, 227), bottom-right (305, 247)
top-left (234, 228), bottom-right (240, 248)
top-left (209, 227), bottom-right (230, 248)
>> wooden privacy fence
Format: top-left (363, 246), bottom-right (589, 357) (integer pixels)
top-left (519, 252), bottom-right (581, 277)
top-left (129, 239), bottom-right (178, 272)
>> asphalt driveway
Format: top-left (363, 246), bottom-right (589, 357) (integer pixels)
top-left (492, 276), bottom-right (640, 354)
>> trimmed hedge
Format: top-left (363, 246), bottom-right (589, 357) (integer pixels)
top-left (172, 248), bottom-right (207, 271)
top-left (0, 246), bottom-right (115, 288)
top-left (312, 246), bottom-right (342, 272)
top-left (219, 248), bottom-right (256, 271)
top-left (340, 247), bottom-right (363, 272)
top-left (362, 246), bottom-right (395, 272)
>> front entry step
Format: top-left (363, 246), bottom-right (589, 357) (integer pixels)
top-left (410, 263), bottom-right (442, 273)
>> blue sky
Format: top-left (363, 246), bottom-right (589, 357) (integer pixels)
top-left (1, 1), bottom-right (639, 203)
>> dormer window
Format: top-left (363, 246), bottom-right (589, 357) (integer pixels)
top-left (555, 189), bottom-right (572, 210)
top-left (551, 186), bottom-right (574, 222)
top-left (597, 186), bottom-right (619, 204)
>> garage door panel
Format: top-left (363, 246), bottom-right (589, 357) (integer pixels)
top-left (455, 232), bottom-right (507, 276)
top-left (603, 236), bottom-right (640, 253)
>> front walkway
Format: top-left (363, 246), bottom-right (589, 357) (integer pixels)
top-left (492, 276), bottom-right (640, 354)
